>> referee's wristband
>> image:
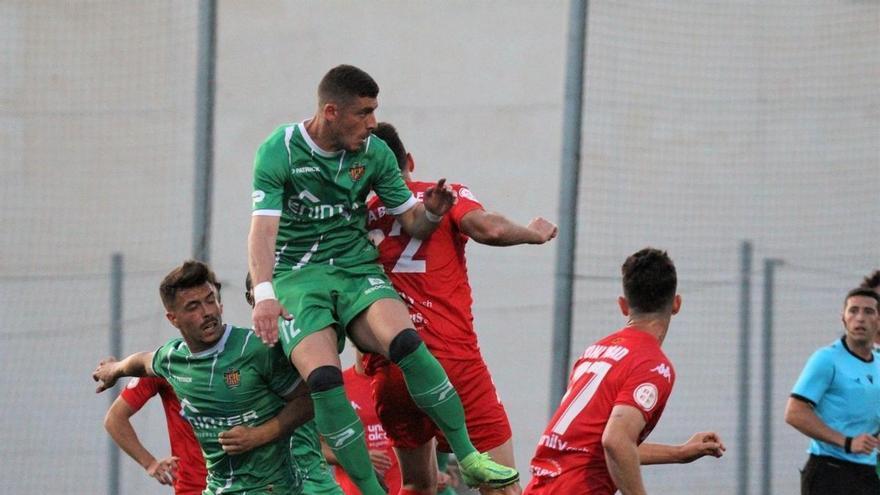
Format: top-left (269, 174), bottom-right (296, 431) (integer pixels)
top-left (425, 209), bottom-right (443, 223)
top-left (844, 436), bottom-right (853, 454)
top-left (253, 281), bottom-right (276, 304)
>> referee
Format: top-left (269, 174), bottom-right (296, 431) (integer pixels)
top-left (785, 287), bottom-right (880, 494)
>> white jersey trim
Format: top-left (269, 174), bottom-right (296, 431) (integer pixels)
top-left (298, 121), bottom-right (342, 158)
top-left (188, 324), bottom-right (232, 358)
top-left (283, 125), bottom-right (296, 165)
top-left (387, 195), bottom-right (418, 216)
top-left (252, 209), bottom-right (282, 217)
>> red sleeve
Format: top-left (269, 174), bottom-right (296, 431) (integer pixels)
top-left (613, 358), bottom-right (674, 423)
top-left (119, 376), bottom-right (161, 413)
top-left (448, 184), bottom-right (484, 226)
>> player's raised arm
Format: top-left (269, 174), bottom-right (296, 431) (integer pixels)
top-left (460, 210), bottom-right (558, 246)
top-left (602, 404), bottom-right (649, 495)
top-left (93, 352), bottom-right (155, 393)
top-left (248, 214), bottom-right (291, 346)
top-left (396, 178), bottom-right (455, 239)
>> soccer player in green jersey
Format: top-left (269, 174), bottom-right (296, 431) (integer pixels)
top-left (248, 64), bottom-right (519, 494)
top-left (94, 260), bottom-right (314, 495)
top-left (245, 273), bottom-right (344, 495)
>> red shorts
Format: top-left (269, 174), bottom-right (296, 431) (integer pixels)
top-left (369, 355), bottom-right (512, 452)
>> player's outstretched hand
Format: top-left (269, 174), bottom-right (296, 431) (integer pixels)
top-left (219, 425), bottom-right (264, 455)
top-left (678, 431), bottom-right (726, 463)
top-left (146, 456), bottom-right (179, 486)
top-left (423, 178), bottom-right (456, 218)
top-left (93, 357), bottom-right (120, 393)
top-left (252, 299), bottom-right (292, 346)
top-left (528, 217), bottom-right (559, 244)
top-left (851, 433), bottom-right (880, 454)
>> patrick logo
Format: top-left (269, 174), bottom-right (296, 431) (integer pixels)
top-left (349, 162), bottom-right (365, 181)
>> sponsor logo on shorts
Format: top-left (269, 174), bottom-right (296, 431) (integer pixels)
top-left (126, 377), bottom-right (140, 389)
top-left (634, 383), bottom-right (659, 411)
top-left (224, 368), bottom-right (241, 389)
top-left (349, 162), bottom-right (365, 181)
top-left (368, 277), bottom-right (386, 287)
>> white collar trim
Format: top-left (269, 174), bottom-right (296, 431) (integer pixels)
top-left (298, 120), bottom-right (342, 158)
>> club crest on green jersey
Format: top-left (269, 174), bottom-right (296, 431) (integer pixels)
top-left (224, 368), bottom-right (241, 389)
top-left (349, 162), bottom-right (365, 181)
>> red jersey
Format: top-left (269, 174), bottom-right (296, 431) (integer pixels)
top-left (365, 181), bottom-right (484, 361)
top-left (120, 376), bottom-right (207, 495)
top-left (525, 328), bottom-right (675, 495)
top-left (336, 366), bottom-right (401, 494)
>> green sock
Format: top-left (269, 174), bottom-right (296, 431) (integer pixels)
top-left (312, 386), bottom-right (386, 495)
top-left (396, 343), bottom-right (477, 460)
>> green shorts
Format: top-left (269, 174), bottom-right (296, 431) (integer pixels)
top-left (274, 263), bottom-right (401, 357)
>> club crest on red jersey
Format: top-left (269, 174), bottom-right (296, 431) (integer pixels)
top-left (349, 162), bottom-right (365, 181)
top-left (224, 368), bottom-right (241, 389)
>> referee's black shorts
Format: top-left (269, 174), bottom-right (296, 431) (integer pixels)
top-left (801, 454), bottom-right (880, 495)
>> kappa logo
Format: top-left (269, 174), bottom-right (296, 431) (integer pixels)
top-left (224, 368), bottom-right (241, 389)
top-left (328, 427), bottom-right (357, 448)
top-left (651, 363), bottom-right (672, 382)
top-left (349, 162), bottom-right (365, 181)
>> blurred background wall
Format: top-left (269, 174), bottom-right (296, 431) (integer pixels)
top-left (1, 1), bottom-right (877, 493)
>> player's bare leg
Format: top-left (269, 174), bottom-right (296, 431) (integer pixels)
top-left (289, 328), bottom-right (386, 495)
top-left (394, 441), bottom-right (439, 495)
top-left (349, 298), bottom-right (519, 489)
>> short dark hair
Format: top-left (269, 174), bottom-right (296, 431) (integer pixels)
top-left (159, 260), bottom-right (219, 310)
top-left (373, 122), bottom-right (407, 170)
top-left (621, 248), bottom-right (677, 315)
top-left (844, 287), bottom-right (880, 311)
top-left (860, 270), bottom-right (880, 290)
top-left (318, 65), bottom-right (379, 106)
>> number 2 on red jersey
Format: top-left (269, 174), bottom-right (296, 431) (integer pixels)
top-left (387, 220), bottom-right (427, 273)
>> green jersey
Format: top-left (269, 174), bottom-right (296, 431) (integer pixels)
top-left (290, 420), bottom-right (343, 494)
top-left (152, 324), bottom-right (303, 494)
top-left (252, 122), bottom-right (416, 270)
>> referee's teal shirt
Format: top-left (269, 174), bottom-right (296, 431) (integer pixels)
top-left (791, 337), bottom-right (880, 465)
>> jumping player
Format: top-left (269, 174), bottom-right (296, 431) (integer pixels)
top-left (248, 64), bottom-right (519, 494)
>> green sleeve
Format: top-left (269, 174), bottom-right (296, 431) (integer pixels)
top-left (252, 127), bottom-right (291, 213)
top-left (150, 343), bottom-right (172, 380)
top-left (264, 344), bottom-right (301, 397)
top-left (369, 138), bottom-right (415, 214)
